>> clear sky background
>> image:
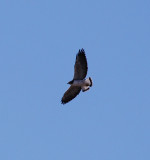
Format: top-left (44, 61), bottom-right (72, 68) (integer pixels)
top-left (0, 0), bottom-right (150, 160)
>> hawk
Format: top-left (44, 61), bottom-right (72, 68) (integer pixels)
top-left (61, 49), bottom-right (92, 104)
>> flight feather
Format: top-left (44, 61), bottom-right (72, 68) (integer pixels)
top-left (74, 49), bottom-right (88, 80)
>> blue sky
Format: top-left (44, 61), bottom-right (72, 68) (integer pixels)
top-left (0, 0), bottom-right (150, 159)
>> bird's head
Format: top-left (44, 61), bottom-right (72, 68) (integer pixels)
top-left (67, 80), bottom-right (74, 85)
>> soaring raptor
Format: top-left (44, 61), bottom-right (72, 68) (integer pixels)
top-left (61, 49), bottom-right (92, 104)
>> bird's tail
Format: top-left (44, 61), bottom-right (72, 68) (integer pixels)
top-left (81, 77), bottom-right (92, 92)
top-left (82, 86), bottom-right (90, 92)
top-left (85, 77), bottom-right (93, 87)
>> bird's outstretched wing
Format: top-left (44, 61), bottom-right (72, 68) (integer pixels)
top-left (61, 86), bottom-right (81, 104)
top-left (74, 49), bottom-right (88, 80)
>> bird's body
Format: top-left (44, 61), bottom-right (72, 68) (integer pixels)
top-left (72, 80), bottom-right (85, 86)
top-left (70, 79), bottom-right (86, 86)
top-left (70, 78), bottom-right (92, 88)
top-left (61, 49), bottom-right (92, 104)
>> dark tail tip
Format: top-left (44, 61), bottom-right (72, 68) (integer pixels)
top-left (89, 77), bottom-right (93, 87)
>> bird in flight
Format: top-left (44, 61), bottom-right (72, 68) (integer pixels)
top-left (61, 48), bottom-right (92, 104)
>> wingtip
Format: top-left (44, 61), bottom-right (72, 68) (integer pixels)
top-left (61, 98), bottom-right (68, 105)
top-left (79, 48), bottom-right (85, 53)
top-left (61, 102), bottom-right (65, 105)
top-left (81, 48), bottom-right (85, 52)
top-left (78, 48), bottom-right (85, 56)
top-left (61, 99), bottom-right (65, 105)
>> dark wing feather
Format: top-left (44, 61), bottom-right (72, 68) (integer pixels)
top-left (74, 49), bottom-right (88, 80)
top-left (61, 86), bottom-right (81, 104)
